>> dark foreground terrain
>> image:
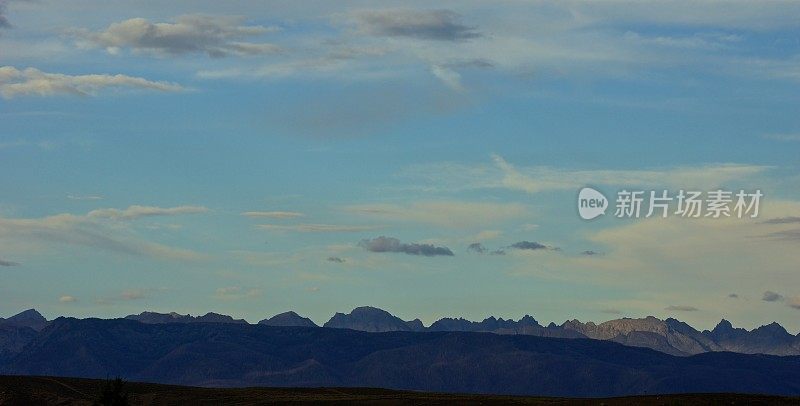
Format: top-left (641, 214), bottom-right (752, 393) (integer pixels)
top-left (3, 318), bottom-right (800, 397)
top-left (1, 376), bottom-right (798, 405)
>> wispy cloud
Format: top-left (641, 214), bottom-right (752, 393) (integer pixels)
top-left (67, 194), bottom-right (104, 201)
top-left (762, 133), bottom-right (800, 142)
top-left (241, 211), bottom-right (304, 219)
top-left (0, 212), bottom-right (205, 261)
top-left (257, 223), bottom-right (379, 233)
top-left (789, 297), bottom-right (800, 310)
top-left (345, 200), bottom-right (528, 228)
top-left (0, 66), bottom-right (184, 98)
top-left (467, 242), bottom-right (505, 255)
top-left (214, 286), bottom-right (262, 300)
top-left (762, 216), bottom-right (800, 224)
top-left (402, 154), bottom-right (771, 194)
top-left (359, 236), bottom-right (454, 257)
top-left (0, 258), bottom-right (19, 266)
top-left (96, 287), bottom-right (166, 305)
top-left (346, 9), bottom-right (480, 41)
top-left (72, 15), bottom-right (281, 57)
top-left (88, 205), bottom-right (208, 220)
top-left (762, 290), bottom-right (784, 302)
top-left (58, 295), bottom-right (77, 303)
top-left (665, 305), bottom-right (698, 312)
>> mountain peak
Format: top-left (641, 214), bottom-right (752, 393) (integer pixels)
top-left (323, 306), bottom-right (413, 332)
top-left (3, 308), bottom-right (48, 331)
top-left (753, 322), bottom-right (789, 336)
top-left (713, 319), bottom-right (734, 332)
top-left (259, 311), bottom-right (318, 328)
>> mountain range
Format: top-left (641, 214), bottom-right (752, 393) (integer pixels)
top-left (1, 316), bottom-right (799, 397)
top-left (1, 306), bottom-right (799, 362)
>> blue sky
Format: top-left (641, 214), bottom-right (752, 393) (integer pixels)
top-left (1, 0), bottom-right (800, 330)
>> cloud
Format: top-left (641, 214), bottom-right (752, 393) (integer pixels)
top-left (0, 212), bottom-right (204, 261)
top-left (73, 15), bottom-right (281, 57)
top-left (402, 154), bottom-right (771, 194)
top-left (358, 236), bottom-right (454, 257)
top-left (257, 223), bottom-right (379, 233)
top-left (581, 250), bottom-right (603, 256)
top-left (601, 308), bottom-right (623, 315)
top-left (0, 1), bottom-right (11, 29)
top-left (763, 133), bottom-right (800, 142)
top-left (509, 241), bottom-right (551, 251)
top-left (665, 305), bottom-right (699, 312)
top-left (345, 201), bottom-right (529, 228)
top-left (67, 194), bottom-right (104, 201)
top-left (87, 205), bottom-right (208, 220)
top-left (0, 258), bottom-right (19, 266)
top-left (348, 9), bottom-right (480, 41)
top-left (728, 293), bottom-right (739, 299)
top-left (789, 297), bottom-right (800, 310)
top-left (467, 242), bottom-right (505, 255)
top-left (0, 139), bottom-right (57, 150)
top-left (0, 66), bottom-right (183, 98)
top-left (120, 289), bottom-right (146, 300)
top-left (430, 65), bottom-right (465, 91)
top-left (241, 211), bottom-right (304, 219)
top-left (58, 295), bottom-right (77, 303)
top-left (762, 216), bottom-right (800, 224)
top-left (0, 0), bottom-right (28, 30)
top-left (762, 290), bottom-right (785, 302)
top-left (327, 256), bottom-right (346, 263)
top-left (96, 287), bottom-right (166, 305)
top-left (214, 286), bottom-right (262, 300)
top-left (763, 229), bottom-right (800, 241)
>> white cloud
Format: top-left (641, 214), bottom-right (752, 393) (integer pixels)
top-left (430, 64), bottom-right (465, 91)
top-left (73, 15), bottom-right (281, 57)
top-left (0, 66), bottom-right (183, 98)
top-left (59, 295), bottom-right (77, 303)
top-left (88, 205), bottom-right (208, 220)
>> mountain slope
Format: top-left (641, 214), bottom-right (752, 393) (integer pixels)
top-left (0, 309), bottom-right (48, 331)
top-left (323, 306), bottom-right (422, 332)
top-left (124, 311), bottom-right (247, 324)
top-left (3, 318), bottom-right (800, 397)
top-left (258, 311), bottom-right (318, 327)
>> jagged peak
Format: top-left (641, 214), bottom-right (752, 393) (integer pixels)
top-left (713, 319), bottom-right (734, 331)
top-left (754, 322), bottom-right (789, 335)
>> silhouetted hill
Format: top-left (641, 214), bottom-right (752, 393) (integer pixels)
top-left (0, 309), bottom-right (48, 331)
top-left (258, 311), bottom-right (318, 327)
top-left (3, 307), bottom-right (799, 359)
top-left (125, 311), bottom-right (247, 324)
top-left (3, 375), bottom-right (799, 405)
top-left (323, 306), bottom-right (422, 332)
top-left (2, 317), bottom-right (800, 397)
top-left (0, 325), bottom-right (37, 364)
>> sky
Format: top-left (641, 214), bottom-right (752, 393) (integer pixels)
top-left (1, 0), bottom-right (800, 331)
